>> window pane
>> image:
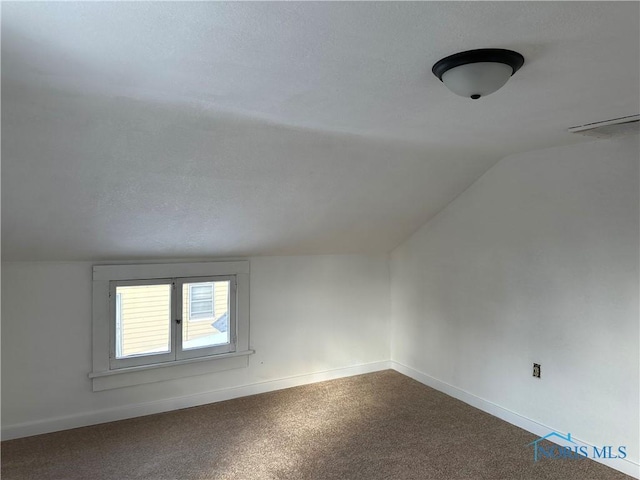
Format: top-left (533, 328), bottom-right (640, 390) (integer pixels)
top-left (115, 284), bottom-right (171, 358)
top-left (191, 285), bottom-right (213, 300)
top-left (183, 280), bottom-right (230, 350)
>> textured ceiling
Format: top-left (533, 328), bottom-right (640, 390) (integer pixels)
top-left (2, 2), bottom-right (639, 260)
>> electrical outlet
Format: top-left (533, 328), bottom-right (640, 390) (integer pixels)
top-left (533, 363), bottom-right (541, 378)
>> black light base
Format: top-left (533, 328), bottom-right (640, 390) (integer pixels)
top-left (432, 48), bottom-right (525, 81)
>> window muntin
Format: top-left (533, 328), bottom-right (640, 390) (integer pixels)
top-left (109, 276), bottom-right (236, 369)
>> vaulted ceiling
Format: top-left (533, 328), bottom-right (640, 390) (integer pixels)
top-left (2, 2), bottom-right (638, 260)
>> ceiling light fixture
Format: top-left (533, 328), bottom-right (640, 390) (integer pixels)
top-left (432, 48), bottom-right (525, 100)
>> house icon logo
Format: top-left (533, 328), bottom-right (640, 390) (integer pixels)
top-left (527, 431), bottom-right (627, 463)
top-left (527, 432), bottom-right (576, 462)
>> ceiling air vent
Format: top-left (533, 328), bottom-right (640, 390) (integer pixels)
top-left (568, 115), bottom-right (639, 138)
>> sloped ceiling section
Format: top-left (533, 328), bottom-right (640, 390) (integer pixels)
top-left (2, 2), bottom-right (639, 261)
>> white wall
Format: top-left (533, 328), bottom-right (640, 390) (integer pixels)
top-left (3, 134), bottom-right (638, 475)
top-left (1, 254), bottom-right (390, 435)
top-left (391, 135), bottom-right (639, 464)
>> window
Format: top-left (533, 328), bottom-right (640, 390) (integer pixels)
top-left (91, 261), bottom-right (252, 391)
top-left (110, 277), bottom-right (235, 369)
top-left (189, 282), bottom-right (215, 321)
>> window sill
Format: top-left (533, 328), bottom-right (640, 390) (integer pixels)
top-left (89, 349), bottom-right (254, 391)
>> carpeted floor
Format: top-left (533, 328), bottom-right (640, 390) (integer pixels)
top-left (1, 370), bottom-right (632, 480)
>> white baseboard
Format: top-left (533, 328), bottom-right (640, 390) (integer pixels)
top-left (390, 361), bottom-right (640, 479)
top-left (1, 360), bottom-right (391, 441)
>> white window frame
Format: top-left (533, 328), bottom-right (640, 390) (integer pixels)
top-left (188, 281), bottom-right (215, 322)
top-left (115, 292), bottom-right (123, 358)
top-left (90, 261), bottom-right (252, 391)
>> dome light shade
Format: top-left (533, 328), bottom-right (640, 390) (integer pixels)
top-left (432, 49), bottom-right (524, 99)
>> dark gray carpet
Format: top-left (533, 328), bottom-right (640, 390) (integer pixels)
top-left (1, 370), bottom-right (632, 479)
